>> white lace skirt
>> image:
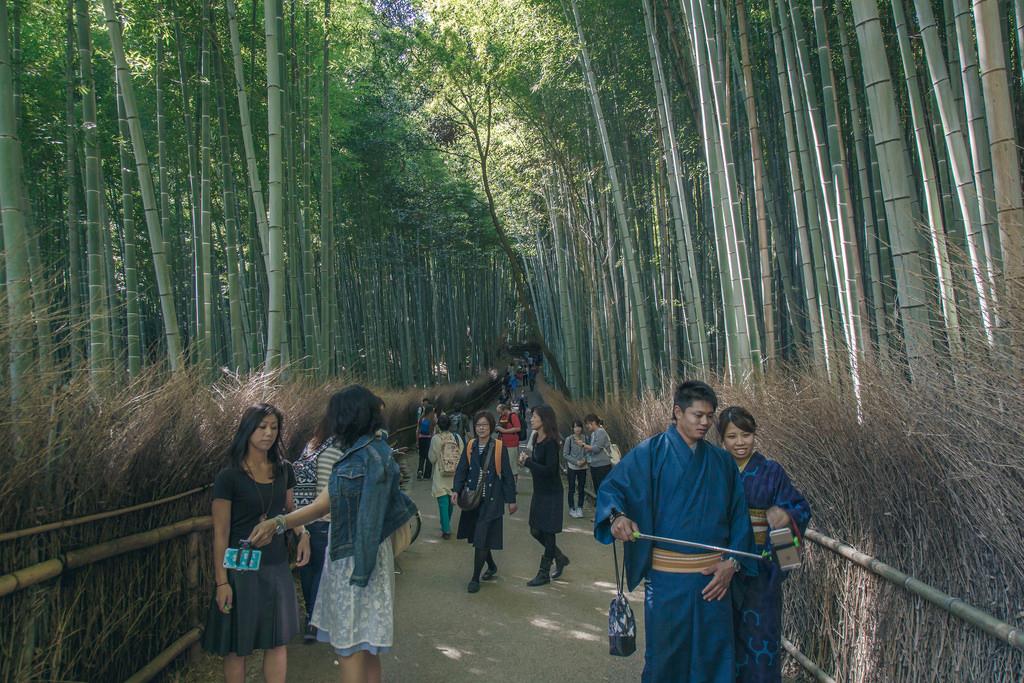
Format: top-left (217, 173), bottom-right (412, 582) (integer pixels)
top-left (311, 539), bottom-right (395, 656)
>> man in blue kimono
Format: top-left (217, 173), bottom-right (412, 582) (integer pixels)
top-left (595, 381), bottom-right (757, 683)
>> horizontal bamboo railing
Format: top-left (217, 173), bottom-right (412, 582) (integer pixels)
top-left (124, 628), bottom-right (203, 683)
top-left (782, 638), bottom-right (836, 682)
top-left (0, 516), bottom-right (212, 598)
top-left (804, 528), bottom-right (1023, 650)
top-left (0, 485), bottom-right (211, 543)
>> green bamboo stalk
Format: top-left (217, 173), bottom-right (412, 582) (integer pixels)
top-left (641, 0), bottom-right (708, 372)
top-left (76, 0), bottom-right (109, 384)
top-left (735, 0), bottom-right (775, 366)
top-left (570, 0), bottom-right (656, 391)
top-left (196, 2), bottom-right (214, 368)
top-left (102, 0), bottom-right (183, 369)
top-left (836, 11), bottom-right (889, 358)
top-left (952, 0), bottom-right (1001, 314)
top-left (769, 0), bottom-right (824, 366)
top-left (115, 79), bottom-right (141, 376)
top-left (214, 50), bottom-right (247, 372)
top-left (64, 0), bottom-right (83, 371)
top-left (972, 0), bottom-right (1024, 305)
top-left (264, 0), bottom-right (286, 369)
top-left (0, 0), bottom-right (33, 402)
top-left (851, 0), bottom-right (936, 377)
top-left (892, 0), bottom-right (963, 360)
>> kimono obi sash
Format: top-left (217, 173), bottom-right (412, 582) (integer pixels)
top-left (651, 548), bottom-right (722, 573)
top-left (749, 507), bottom-right (769, 545)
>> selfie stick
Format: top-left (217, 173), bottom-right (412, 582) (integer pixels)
top-left (631, 531), bottom-right (764, 561)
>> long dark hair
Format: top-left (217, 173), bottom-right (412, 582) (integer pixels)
top-left (317, 385), bottom-right (387, 448)
top-left (534, 405), bottom-right (562, 449)
top-left (227, 403), bottom-right (285, 476)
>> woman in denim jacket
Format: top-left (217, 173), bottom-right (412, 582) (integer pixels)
top-left (251, 386), bottom-right (417, 683)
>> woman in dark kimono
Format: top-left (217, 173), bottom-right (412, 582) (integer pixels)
top-left (452, 410), bottom-right (518, 594)
top-left (520, 405), bottom-right (569, 586)
top-left (718, 407), bottom-right (811, 683)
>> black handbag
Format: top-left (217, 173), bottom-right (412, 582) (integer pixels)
top-left (457, 440), bottom-right (494, 511)
top-left (608, 541), bottom-right (637, 657)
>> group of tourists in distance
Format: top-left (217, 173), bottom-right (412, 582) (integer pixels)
top-left (201, 369), bottom-right (811, 683)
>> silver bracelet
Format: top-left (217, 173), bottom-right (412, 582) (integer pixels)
top-left (273, 515), bottom-right (287, 535)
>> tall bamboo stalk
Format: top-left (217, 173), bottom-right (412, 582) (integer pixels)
top-left (264, 0), bottom-right (286, 369)
top-left (851, 0), bottom-right (936, 377)
top-left (0, 0), bottom-right (33, 402)
top-left (570, 0), bottom-right (656, 389)
top-left (735, 0), bottom-right (775, 365)
top-left (973, 0), bottom-right (1024, 305)
top-left (641, 0), bottom-right (708, 372)
top-left (912, 0), bottom-right (994, 343)
top-left (76, 0), bottom-right (109, 384)
top-left (102, 0), bottom-right (183, 368)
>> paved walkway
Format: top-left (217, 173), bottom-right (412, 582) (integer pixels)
top-left (283, 462), bottom-right (646, 682)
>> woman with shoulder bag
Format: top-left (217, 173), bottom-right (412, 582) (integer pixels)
top-left (451, 410), bottom-right (518, 594)
top-left (250, 386), bottom-right (417, 683)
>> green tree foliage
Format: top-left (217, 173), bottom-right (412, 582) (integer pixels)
top-left (3, 0), bottom-right (514, 390)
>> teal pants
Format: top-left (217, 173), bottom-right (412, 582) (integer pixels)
top-left (437, 494), bottom-right (453, 534)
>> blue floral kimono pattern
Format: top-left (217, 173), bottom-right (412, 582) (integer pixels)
top-left (733, 452), bottom-right (811, 683)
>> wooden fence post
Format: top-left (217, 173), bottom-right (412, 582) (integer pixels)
top-left (186, 531), bottom-right (202, 664)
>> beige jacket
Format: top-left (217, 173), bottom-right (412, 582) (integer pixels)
top-left (427, 432), bottom-right (463, 498)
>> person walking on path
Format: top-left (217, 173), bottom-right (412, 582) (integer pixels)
top-left (594, 381), bottom-right (756, 683)
top-left (250, 386), bottom-right (418, 683)
top-left (202, 404), bottom-right (309, 683)
top-left (580, 414), bottom-right (612, 498)
top-left (563, 419), bottom-right (588, 518)
top-left (496, 404), bottom-right (522, 479)
top-left (519, 405), bottom-right (569, 586)
top-left (718, 406), bottom-right (811, 683)
top-left (452, 411), bottom-right (518, 594)
top-left (416, 405), bottom-right (435, 480)
top-left (428, 414), bottom-right (464, 539)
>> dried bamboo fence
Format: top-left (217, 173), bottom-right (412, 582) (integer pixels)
top-left (0, 370), bottom-right (499, 682)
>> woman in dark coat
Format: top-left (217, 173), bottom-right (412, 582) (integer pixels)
top-left (452, 410), bottom-right (518, 594)
top-left (520, 405), bottom-right (569, 587)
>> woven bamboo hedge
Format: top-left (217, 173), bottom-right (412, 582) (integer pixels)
top-left (0, 369), bottom-right (497, 682)
top-left (539, 354), bottom-right (1024, 681)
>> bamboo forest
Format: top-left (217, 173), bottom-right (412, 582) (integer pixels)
top-left (1, 0), bottom-right (1022, 680)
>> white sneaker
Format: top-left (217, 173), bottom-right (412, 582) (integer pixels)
top-left (572, 507), bottom-right (582, 518)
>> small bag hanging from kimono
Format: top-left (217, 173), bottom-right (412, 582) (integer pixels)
top-left (608, 541), bottom-right (637, 657)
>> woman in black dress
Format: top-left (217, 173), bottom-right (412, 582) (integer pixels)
top-left (202, 404), bottom-right (310, 683)
top-left (520, 404), bottom-right (569, 586)
top-left (451, 410), bottom-right (517, 593)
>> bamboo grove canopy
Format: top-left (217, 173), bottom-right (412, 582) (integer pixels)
top-left (0, 0), bottom-right (1022, 397)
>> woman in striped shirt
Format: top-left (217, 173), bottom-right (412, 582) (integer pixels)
top-left (292, 421), bottom-right (345, 643)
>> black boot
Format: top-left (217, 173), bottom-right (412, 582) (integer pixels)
top-left (527, 555), bottom-right (552, 587)
top-left (551, 550), bottom-right (570, 580)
